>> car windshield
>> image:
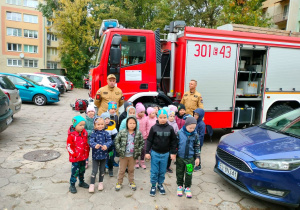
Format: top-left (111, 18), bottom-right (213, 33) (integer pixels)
top-left (20, 75), bottom-right (39, 86)
top-left (0, 76), bottom-right (16, 90)
top-left (261, 109), bottom-right (300, 138)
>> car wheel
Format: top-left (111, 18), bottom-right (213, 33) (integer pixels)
top-left (33, 94), bottom-right (47, 106)
top-left (267, 104), bottom-right (293, 119)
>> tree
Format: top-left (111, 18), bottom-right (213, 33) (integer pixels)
top-left (217, 0), bottom-right (271, 27)
top-left (38, 0), bottom-right (97, 86)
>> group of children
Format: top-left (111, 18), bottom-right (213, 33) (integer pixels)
top-left (66, 101), bottom-right (205, 198)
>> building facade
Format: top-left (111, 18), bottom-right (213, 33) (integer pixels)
top-left (0, 0), bottom-right (61, 74)
top-left (263, 0), bottom-right (300, 32)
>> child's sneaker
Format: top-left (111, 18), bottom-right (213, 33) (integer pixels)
top-left (167, 168), bottom-right (173, 173)
top-left (78, 182), bottom-right (89, 188)
top-left (98, 182), bottom-right (103, 191)
top-left (69, 185), bottom-right (77, 194)
top-left (109, 170), bottom-right (113, 177)
top-left (130, 182), bottom-right (137, 191)
top-left (88, 184), bottom-right (94, 193)
top-left (184, 187), bottom-right (192, 198)
top-left (177, 186), bottom-right (183, 197)
top-left (135, 160), bottom-right (140, 169)
top-left (150, 186), bottom-right (156, 197)
top-left (113, 161), bottom-right (119, 167)
top-left (194, 165), bottom-right (201, 171)
top-left (115, 183), bottom-right (121, 191)
top-left (157, 184), bottom-right (166, 195)
top-left (140, 160), bottom-right (146, 169)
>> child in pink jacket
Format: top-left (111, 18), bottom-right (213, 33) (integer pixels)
top-left (145, 107), bottom-right (157, 139)
top-left (135, 102), bottom-right (148, 169)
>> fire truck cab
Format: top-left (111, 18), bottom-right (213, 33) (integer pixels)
top-left (90, 21), bottom-right (300, 129)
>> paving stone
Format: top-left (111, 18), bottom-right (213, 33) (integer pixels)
top-left (33, 169), bottom-right (56, 178)
top-left (24, 141), bottom-right (40, 145)
top-left (1, 145), bottom-right (20, 152)
top-left (0, 183), bottom-right (28, 197)
top-left (197, 192), bottom-right (222, 206)
top-left (218, 188), bottom-right (243, 202)
top-left (218, 201), bottom-right (241, 210)
top-left (239, 198), bottom-right (268, 209)
top-left (1, 161), bottom-right (23, 169)
top-left (0, 196), bottom-right (21, 210)
top-left (9, 173), bottom-right (33, 184)
top-left (0, 168), bottom-right (17, 178)
top-left (201, 174), bottom-right (223, 183)
top-left (0, 178), bottom-right (9, 188)
top-left (199, 182), bottom-right (222, 194)
top-left (0, 157), bottom-right (5, 164)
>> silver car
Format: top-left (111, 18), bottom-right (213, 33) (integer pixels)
top-left (0, 75), bottom-right (22, 115)
top-left (58, 75), bottom-right (72, 91)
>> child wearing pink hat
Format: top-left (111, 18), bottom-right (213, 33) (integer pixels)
top-left (145, 107), bottom-right (157, 140)
top-left (135, 102), bottom-right (148, 169)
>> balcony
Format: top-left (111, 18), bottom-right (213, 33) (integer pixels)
top-left (273, 13), bottom-right (288, 23)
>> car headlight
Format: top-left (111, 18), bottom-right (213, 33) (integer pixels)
top-left (254, 159), bottom-right (300, 171)
top-left (45, 89), bottom-right (56, 94)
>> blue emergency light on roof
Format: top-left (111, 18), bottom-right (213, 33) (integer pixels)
top-left (99, 19), bottom-right (119, 36)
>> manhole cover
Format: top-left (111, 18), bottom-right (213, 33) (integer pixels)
top-left (23, 150), bottom-right (60, 162)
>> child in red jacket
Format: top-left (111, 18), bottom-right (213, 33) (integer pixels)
top-left (67, 115), bottom-right (90, 194)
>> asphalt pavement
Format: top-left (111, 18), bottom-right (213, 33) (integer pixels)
top-left (0, 88), bottom-right (288, 210)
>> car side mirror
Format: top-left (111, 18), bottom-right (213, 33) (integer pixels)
top-left (23, 83), bottom-right (29, 89)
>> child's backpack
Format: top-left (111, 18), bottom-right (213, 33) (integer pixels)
top-left (73, 99), bottom-right (89, 113)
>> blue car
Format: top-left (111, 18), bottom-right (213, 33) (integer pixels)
top-left (215, 108), bottom-right (300, 208)
top-left (0, 73), bottom-right (60, 106)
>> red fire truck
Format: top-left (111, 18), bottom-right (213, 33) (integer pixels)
top-left (89, 20), bottom-right (300, 129)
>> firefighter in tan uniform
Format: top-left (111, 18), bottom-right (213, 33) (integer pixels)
top-left (180, 80), bottom-right (204, 116)
top-left (94, 74), bottom-right (124, 116)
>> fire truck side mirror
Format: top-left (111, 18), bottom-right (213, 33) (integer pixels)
top-left (109, 35), bottom-right (122, 65)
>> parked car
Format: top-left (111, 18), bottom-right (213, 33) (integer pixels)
top-left (19, 73), bottom-right (59, 92)
top-left (83, 77), bottom-right (89, 89)
top-left (58, 75), bottom-right (72, 91)
top-left (0, 73), bottom-right (60, 106)
top-left (50, 76), bottom-right (66, 94)
top-left (215, 108), bottom-right (300, 208)
top-left (0, 89), bottom-right (13, 133)
top-left (0, 75), bottom-right (22, 115)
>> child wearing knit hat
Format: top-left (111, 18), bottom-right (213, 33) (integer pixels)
top-left (135, 102), bottom-right (148, 169)
top-left (176, 117), bottom-right (200, 198)
top-left (85, 106), bottom-right (96, 169)
top-left (145, 107), bottom-right (157, 141)
top-left (145, 109), bottom-right (177, 197)
top-left (67, 115), bottom-right (90, 194)
top-left (108, 101), bottom-right (119, 130)
top-left (176, 104), bottom-right (186, 130)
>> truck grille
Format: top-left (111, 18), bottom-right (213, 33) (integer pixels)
top-left (217, 148), bottom-right (252, 173)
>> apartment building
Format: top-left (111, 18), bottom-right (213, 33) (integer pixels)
top-left (263, 0), bottom-right (300, 32)
top-left (0, 0), bottom-right (61, 74)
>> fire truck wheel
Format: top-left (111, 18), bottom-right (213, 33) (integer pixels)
top-left (266, 104), bottom-right (293, 119)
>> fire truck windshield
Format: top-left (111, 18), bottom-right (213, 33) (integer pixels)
top-left (96, 34), bottom-right (107, 66)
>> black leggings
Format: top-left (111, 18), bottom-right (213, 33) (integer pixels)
top-left (90, 159), bottom-right (106, 184)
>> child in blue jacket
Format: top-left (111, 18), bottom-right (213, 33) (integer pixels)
top-left (176, 117), bottom-right (200, 198)
top-left (88, 117), bottom-right (112, 193)
top-left (193, 108), bottom-right (205, 171)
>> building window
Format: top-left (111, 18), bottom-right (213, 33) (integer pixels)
top-left (24, 59), bottom-right (38, 68)
top-left (7, 59), bottom-right (22, 67)
top-left (24, 45), bottom-right (38, 53)
top-left (47, 33), bottom-right (58, 41)
top-left (6, 12), bottom-right (22, 21)
top-left (47, 62), bottom-right (58, 69)
top-left (7, 28), bottom-right (22, 37)
top-left (23, 14), bottom-right (38, 23)
top-left (47, 20), bottom-right (53, 26)
top-left (24, 29), bottom-right (38, 38)
top-left (47, 48), bottom-right (58, 55)
top-left (23, 0), bottom-right (38, 8)
top-left (6, 0), bottom-right (21, 5)
top-left (7, 43), bottom-right (22, 52)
